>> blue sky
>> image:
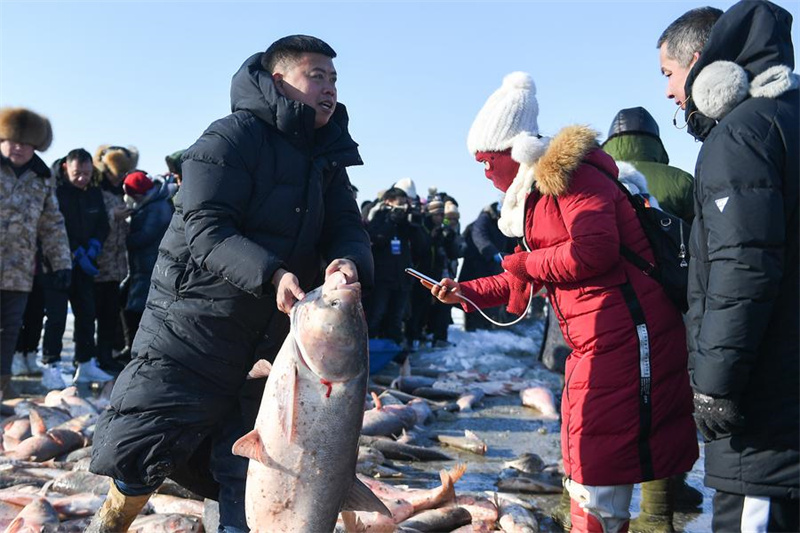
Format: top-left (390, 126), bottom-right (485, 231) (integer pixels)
top-left (1, 1), bottom-right (797, 223)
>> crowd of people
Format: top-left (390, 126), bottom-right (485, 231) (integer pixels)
top-left (358, 177), bottom-right (513, 351)
top-left (0, 135), bottom-right (182, 393)
top-left (0, 1), bottom-right (797, 532)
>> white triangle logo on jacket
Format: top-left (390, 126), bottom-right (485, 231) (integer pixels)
top-left (715, 197), bottom-right (729, 213)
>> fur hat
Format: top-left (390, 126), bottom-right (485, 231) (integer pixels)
top-left (393, 177), bottom-right (417, 199)
top-left (123, 170), bottom-right (154, 195)
top-left (95, 145), bottom-right (140, 179)
top-left (0, 107), bottom-right (53, 151)
top-left (467, 72), bottom-right (543, 164)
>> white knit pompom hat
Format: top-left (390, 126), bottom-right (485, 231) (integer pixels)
top-left (467, 72), bottom-right (540, 163)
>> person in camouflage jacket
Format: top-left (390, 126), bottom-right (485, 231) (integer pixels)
top-left (0, 107), bottom-right (71, 397)
top-left (93, 145), bottom-right (136, 369)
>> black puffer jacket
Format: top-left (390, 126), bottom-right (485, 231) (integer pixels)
top-left (133, 52), bottom-right (373, 390)
top-left (683, 0), bottom-right (799, 498)
top-left (51, 158), bottom-right (109, 254)
top-left (458, 203), bottom-right (515, 282)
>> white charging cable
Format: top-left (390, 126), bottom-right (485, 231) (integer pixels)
top-left (453, 236), bottom-right (536, 328)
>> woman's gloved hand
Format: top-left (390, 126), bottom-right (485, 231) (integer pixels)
top-left (501, 251), bottom-right (532, 281)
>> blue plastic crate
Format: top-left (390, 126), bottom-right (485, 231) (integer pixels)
top-left (368, 338), bottom-right (402, 375)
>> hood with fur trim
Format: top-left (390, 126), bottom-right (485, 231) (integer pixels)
top-left (0, 107), bottom-right (53, 152)
top-left (498, 125), bottom-right (599, 237)
top-left (685, 0), bottom-right (798, 140)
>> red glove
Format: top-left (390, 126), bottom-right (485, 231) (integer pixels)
top-left (502, 251), bottom-right (532, 281)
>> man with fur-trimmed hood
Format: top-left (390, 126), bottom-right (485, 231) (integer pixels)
top-left (0, 107), bottom-right (72, 399)
top-left (87, 35), bottom-right (373, 533)
top-left (659, 1), bottom-right (799, 530)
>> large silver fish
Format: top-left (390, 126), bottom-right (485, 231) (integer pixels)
top-left (232, 273), bottom-right (389, 532)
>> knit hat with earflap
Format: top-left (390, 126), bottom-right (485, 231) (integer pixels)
top-left (467, 72), bottom-right (545, 164)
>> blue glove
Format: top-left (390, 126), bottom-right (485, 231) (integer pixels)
top-left (73, 247), bottom-right (99, 277)
top-left (86, 238), bottom-right (102, 261)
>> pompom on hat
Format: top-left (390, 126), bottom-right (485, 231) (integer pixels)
top-left (467, 72), bottom-right (545, 164)
top-left (0, 107), bottom-right (53, 152)
top-left (123, 170), bottom-right (154, 196)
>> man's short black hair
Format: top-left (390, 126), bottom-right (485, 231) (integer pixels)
top-left (261, 35), bottom-right (337, 74)
top-left (65, 148), bottom-right (92, 165)
top-left (658, 7), bottom-right (723, 67)
top-left (382, 187), bottom-right (408, 203)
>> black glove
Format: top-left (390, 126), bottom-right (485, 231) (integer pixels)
top-left (51, 269), bottom-right (72, 291)
top-left (693, 392), bottom-right (745, 442)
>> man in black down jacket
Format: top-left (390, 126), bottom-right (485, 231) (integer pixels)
top-left (88, 35), bottom-right (373, 533)
top-left (660, 2), bottom-right (799, 530)
top-left (458, 202), bottom-right (515, 331)
top-left (42, 148), bottom-right (111, 388)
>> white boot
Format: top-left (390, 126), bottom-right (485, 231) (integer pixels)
top-left (73, 360), bottom-right (114, 384)
top-left (11, 352), bottom-right (29, 376)
top-left (41, 364), bottom-right (67, 390)
top-left (25, 353), bottom-right (43, 376)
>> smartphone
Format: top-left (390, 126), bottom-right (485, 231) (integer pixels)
top-left (404, 268), bottom-right (441, 288)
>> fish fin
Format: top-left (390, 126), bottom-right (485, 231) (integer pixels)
top-left (340, 510), bottom-right (367, 533)
top-left (4, 516), bottom-right (24, 533)
top-left (438, 463), bottom-right (467, 504)
top-left (247, 359), bottom-right (272, 379)
top-left (370, 391), bottom-right (382, 410)
top-left (277, 360), bottom-right (298, 443)
top-left (400, 358), bottom-right (411, 377)
top-left (231, 430), bottom-right (267, 464)
top-left (28, 408), bottom-right (46, 436)
top-left (464, 429), bottom-right (480, 440)
top-left (342, 476), bottom-right (392, 517)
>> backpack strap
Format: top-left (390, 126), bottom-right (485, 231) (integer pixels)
top-left (581, 160), bottom-right (658, 277)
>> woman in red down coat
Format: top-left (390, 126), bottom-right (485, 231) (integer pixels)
top-left (429, 72), bottom-right (697, 533)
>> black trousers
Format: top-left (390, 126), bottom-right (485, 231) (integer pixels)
top-left (42, 269), bottom-right (96, 365)
top-left (428, 300), bottom-right (452, 342)
top-left (713, 490), bottom-right (799, 532)
top-left (16, 274), bottom-right (45, 354)
top-left (95, 281), bottom-right (125, 361)
top-left (405, 283), bottom-right (431, 342)
top-left (367, 285), bottom-right (409, 344)
top-left (1, 291), bottom-right (29, 376)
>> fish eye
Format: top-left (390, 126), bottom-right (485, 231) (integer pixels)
top-left (330, 299), bottom-right (341, 308)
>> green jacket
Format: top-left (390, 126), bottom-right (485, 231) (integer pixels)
top-left (602, 133), bottom-right (694, 223)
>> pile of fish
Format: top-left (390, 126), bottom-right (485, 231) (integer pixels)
top-left (0, 385), bottom-right (206, 532)
top-left (2, 282), bottom-right (566, 532)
